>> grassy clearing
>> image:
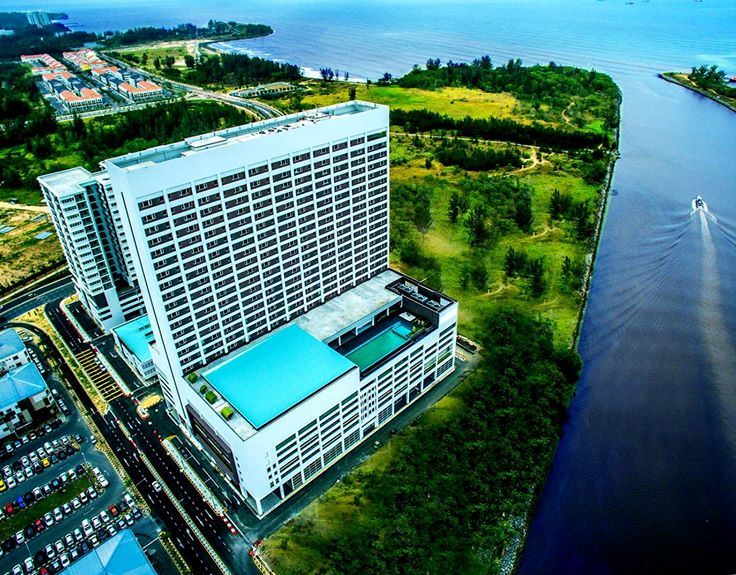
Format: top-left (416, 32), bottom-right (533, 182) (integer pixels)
top-left (114, 44), bottom-right (192, 75)
top-left (0, 207), bottom-right (63, 290)
top-left (389, 135), bottom-right (597, 346)
top-left (0, 475), bottom-right (93, 540)
top-left (295, 82), bottom-right (520, 120)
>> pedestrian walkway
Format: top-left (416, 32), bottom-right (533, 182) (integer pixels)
top-left (77, 348), bottom-right (125, 401)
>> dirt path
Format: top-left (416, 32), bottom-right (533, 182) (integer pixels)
top-left (0, 202), bottom-right (48, 213)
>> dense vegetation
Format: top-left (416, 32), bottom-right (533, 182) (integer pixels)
top-left (688, 64), bottom-right (735, 99)
top-left (101, 20), bottom-right (272, 47)
top-left (393, 108), bottom-right (609, 150)
top-left (0, 18), bottom-right (271, 58)
top-left (399, 57), bottom-right (620, 132)
top-left (137, 52), bottom-right (302, 86)
top-left (267, 308), bottom-right (580, 575)
top-left (0, 64), bottom-right (57, 148)
top-left (0, 80), bottom-right (250, 202)
top-left (434, 139), bottom-right (523, 171)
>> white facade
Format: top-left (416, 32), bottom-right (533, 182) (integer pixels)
top-left (40, 102), bottom-right (459, 516)
top-left (104, 102), bottom-right (391, 414)
top-left (38, 167), bottom-right (145, 331)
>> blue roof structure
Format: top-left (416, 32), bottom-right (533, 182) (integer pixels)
top-left (0, 329), bottom-right (25, 360)
top-left (0, 362), bottom-right (47, 410)
top-left (113, 315), bottom-right (154, 363)
top-left (60, 530), bottom-right (156, 575)
top-left (201, 325), bottom-right (356, 429)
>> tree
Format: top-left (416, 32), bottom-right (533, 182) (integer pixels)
top-left (447, 191), bottom-right (468, 224)
top-left (348, 85), bottom-right (357, 100)
top-left (153, 57), bottom-right (161, 70)
top-left (549, 189), bottom-right (572, 219)
top-left (164, 55), bottom-right (176, 68)
top-left (470, 259), bottom-right (489, 291)
top-left (513, 191), bottom-right (534, 232)
top-left (141, 52), bottom-right (148, 65)
top-left (464, 202), bottom-right (488, 247)
top-left (184, 54), bottom-right (196, 68)
top-left (71, 115), bottom-right (86, 138)
top-left (378, 72), bottom-right (393, 85)
top-left (414, 189), bottom-right (433, 235)
top-left (527, 257), bottom-right (546, 297)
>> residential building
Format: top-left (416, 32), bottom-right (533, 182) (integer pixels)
top-left (0, 329), bottom-right (30, 372)
top-left (37, 167), bottom-right (145, 331)
top-left (20, 53), bottom-right (65, 75)
top-left (0, 362), bottom-right (52, 439)
top-left (26, 11), bottom-right (51, 28)
top-left (99, 101), bottom-right (458, 516)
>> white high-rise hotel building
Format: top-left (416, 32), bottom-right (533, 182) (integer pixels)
top-left (40, 102), bottom-right (458, 516)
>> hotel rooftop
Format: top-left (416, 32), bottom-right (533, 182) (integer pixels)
top-left (190, 270), bottom-right (454, 439)
top-left (106, 101), bottom-right (384, 170)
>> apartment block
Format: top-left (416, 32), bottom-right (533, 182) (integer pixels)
top-left (41, 102), bottom-right (458, 516)
top-left (37, 168), bottom-right (145, 331)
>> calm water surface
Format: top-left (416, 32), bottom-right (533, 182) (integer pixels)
top-left (10, 1), bottom-right (736, 572)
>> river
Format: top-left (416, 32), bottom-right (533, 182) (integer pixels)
top-left (7, 0), bottom-right (736, 572)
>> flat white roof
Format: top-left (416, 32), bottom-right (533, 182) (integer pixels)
top-left (293, 269), bottom-right (402, 341)
top-left (106, 100), bottom-right (385, 170)
top-left (37, 167), bottom-right (95, 198)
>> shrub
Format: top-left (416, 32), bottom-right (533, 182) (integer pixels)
top-left (187, 373), bottom-right (197, 383)
top-left (205, 391), bottom-right (217, 404)
top-left (199, 384), bottom-right (207, 394)
top-left (221, 406), bottom-right (234, 420)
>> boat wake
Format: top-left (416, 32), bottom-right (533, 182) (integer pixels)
top-left (691, 195), bottom-right (717, 222)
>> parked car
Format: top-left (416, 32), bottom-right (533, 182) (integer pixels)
top-left (44, 543), bottom-right (55, 560)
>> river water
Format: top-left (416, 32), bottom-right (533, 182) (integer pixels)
top-left (9, 0), bottom-right (736, 572)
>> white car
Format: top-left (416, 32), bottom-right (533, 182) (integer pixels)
top-left (53, 507), bottom-right (63, 522)
top-left (14, 531), bottom-right (24, 545)
top-left (99, 510), bottom-right (110, 524)
top-left (60, 553), bottom-right (70, 568)
top-left (98, 476), bottom-right (109, 488)
top-left (152, 481), bottom-right (162, 492)
top-left (82, 520), bottom-right (93, 537)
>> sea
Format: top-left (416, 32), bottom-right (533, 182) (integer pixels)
top-left (8, 0), bottom-right (736, 573)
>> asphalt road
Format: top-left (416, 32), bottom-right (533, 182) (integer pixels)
top-left (0, 277), bottom-right (74, 323)
top-left (41, 303), bottom-right (244, 575)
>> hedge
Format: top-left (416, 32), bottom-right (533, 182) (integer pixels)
top-left (205, 391), bottom-right (217, 404)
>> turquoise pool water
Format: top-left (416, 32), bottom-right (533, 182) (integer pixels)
top-left (346, 320), bottom-right (414, 371)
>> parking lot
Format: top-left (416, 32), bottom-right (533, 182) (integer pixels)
top-left (0, 332), bottom-right (160, 575)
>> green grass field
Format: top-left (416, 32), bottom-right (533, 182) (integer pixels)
top-left (0, 207), bottom-right (64, 291)
top-left (296, 82), bottom-right (520, 120)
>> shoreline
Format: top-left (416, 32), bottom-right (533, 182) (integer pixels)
top-left (510, 98), bottom-right (622, 575)
top-left (659, 72), bottom-right (736, 114)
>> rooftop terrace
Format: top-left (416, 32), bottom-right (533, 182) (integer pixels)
top-left (106, 101), bottom-right (384, 170)
top-left (200, 325), bottom-right (356, 430)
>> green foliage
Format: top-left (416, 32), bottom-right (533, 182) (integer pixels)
top-left (205, 391), bottom-right (218, 404)
top-left (688, 65), bottom-right (735, 98)
top-left (549, 189), bottom-right (572, 219)
top-left (177, 53), bottom-right (301, 87)
top-left (221, 406), bottom-right (234, 420)
top-left (560, 255), bottom-right (586, 292)
top-left (435, 139), bottom-right (523, 171)
top-left (348, 85), bottom-right (357, 100)
top-left (398, 57), bottom-right (621, 131)
top-left (184, 54), bottom-right (196, 69)
top-left (276, 308), bottom-right (578, 575)
top-left (464, 202), bottom-right (488, 246)
top-left (447, 190), bottom-right (469, 223)
top-left (199, 384), bottom-right (208, 393)
top-left (394, 107), bottom-right (609, 150)
top-left (513, 190), bottom-right (534, 233)
top-left (413, 188), bottom-right (433, 234)
top-left (187, 372), bottom-right (198, 383)
top-left (503, 246), bottom-right (546, 298)
top-left (101, 21), bottom-right (272, 48)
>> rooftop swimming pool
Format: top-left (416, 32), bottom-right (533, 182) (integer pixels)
top-left (344, 318), bottom-right (416, 371)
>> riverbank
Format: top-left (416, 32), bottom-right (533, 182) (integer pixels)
top-left (258, 64), bottom-right (621, 574)
top-left (660, 72), bottom-right (736, 114)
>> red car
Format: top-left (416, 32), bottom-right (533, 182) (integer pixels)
top-left (108, 505), bottom-right (119, 517)
top-left (34, 518), bottom-right (45, 533)
top-left (5, 502), bottom-right (13, 514)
